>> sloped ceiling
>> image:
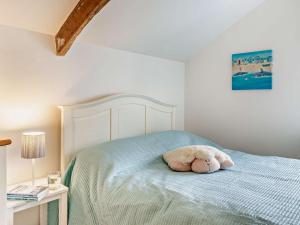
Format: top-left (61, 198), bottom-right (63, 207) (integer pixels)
top-left (79, 0), bottom-right (265, 61)
top-left (0, 0), bottom-right (265, 61)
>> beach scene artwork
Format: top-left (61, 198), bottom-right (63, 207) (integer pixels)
top-left (232, 50), bottom-right (272, 90)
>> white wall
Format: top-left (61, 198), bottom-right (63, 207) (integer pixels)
top-left (185, 0), bottom-right (300, 159)
top-left (0, 25), bottom-right (185, 225)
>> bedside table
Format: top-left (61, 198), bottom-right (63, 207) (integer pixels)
top-left (6, 178), bottom-right (68, 225)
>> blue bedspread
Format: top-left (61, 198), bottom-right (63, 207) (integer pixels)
top-left (49, 131), bottom-right (300, 225)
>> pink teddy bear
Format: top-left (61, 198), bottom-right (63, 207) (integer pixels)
top-left (163, 145), bottom-right (234, 173)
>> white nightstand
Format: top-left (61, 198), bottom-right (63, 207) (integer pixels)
top-left (6, 178), bottom-right (68, 225)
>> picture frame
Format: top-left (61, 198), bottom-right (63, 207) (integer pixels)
top-left (232, 50), bottom-right (273, 90)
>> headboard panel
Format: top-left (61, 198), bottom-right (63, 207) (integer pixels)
top-left (59, 94), bottom-right (176, 171)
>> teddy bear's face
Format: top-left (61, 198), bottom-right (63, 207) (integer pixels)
top-left (191, 158), bottom-right (220, 173)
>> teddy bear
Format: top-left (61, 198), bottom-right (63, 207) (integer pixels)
top-left (163, 145), bottom-right (234, 173)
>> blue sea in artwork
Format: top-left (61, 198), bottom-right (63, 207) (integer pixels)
top-left (232, 50), bottom-right (272, 90)
top-left (232, 72), bottom-right (272, 90)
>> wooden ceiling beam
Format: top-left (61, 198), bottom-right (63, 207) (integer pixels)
top-left (0, 139), bottom-right (12, 147)
top-left (55, 0), bottom-right (110, 56)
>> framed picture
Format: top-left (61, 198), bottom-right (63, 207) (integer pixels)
top-left (232, 50), bottom-right (273, 90)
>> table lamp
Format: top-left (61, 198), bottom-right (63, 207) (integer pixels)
top-left (21, 132), bottom-right (46, 186)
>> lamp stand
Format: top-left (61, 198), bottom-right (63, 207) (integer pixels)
top-left (31, 159), bottom-right (36, 186)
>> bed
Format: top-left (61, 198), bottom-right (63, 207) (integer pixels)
top-left (49, 94), bottom-right (300, 225)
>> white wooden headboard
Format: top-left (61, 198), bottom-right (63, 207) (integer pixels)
top-left (59, 94), bottom-right (176, 171)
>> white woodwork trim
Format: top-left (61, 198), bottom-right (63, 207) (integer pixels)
top-left (0, 147), bottom-right (7, 225)
top-left (59, 94), bottom-right (176, 172)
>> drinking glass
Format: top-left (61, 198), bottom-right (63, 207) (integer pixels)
top-left (47, 171), bottom-right (61, 190)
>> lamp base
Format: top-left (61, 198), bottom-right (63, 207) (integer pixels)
top-left (31, 159), bottom-right (36, 186)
